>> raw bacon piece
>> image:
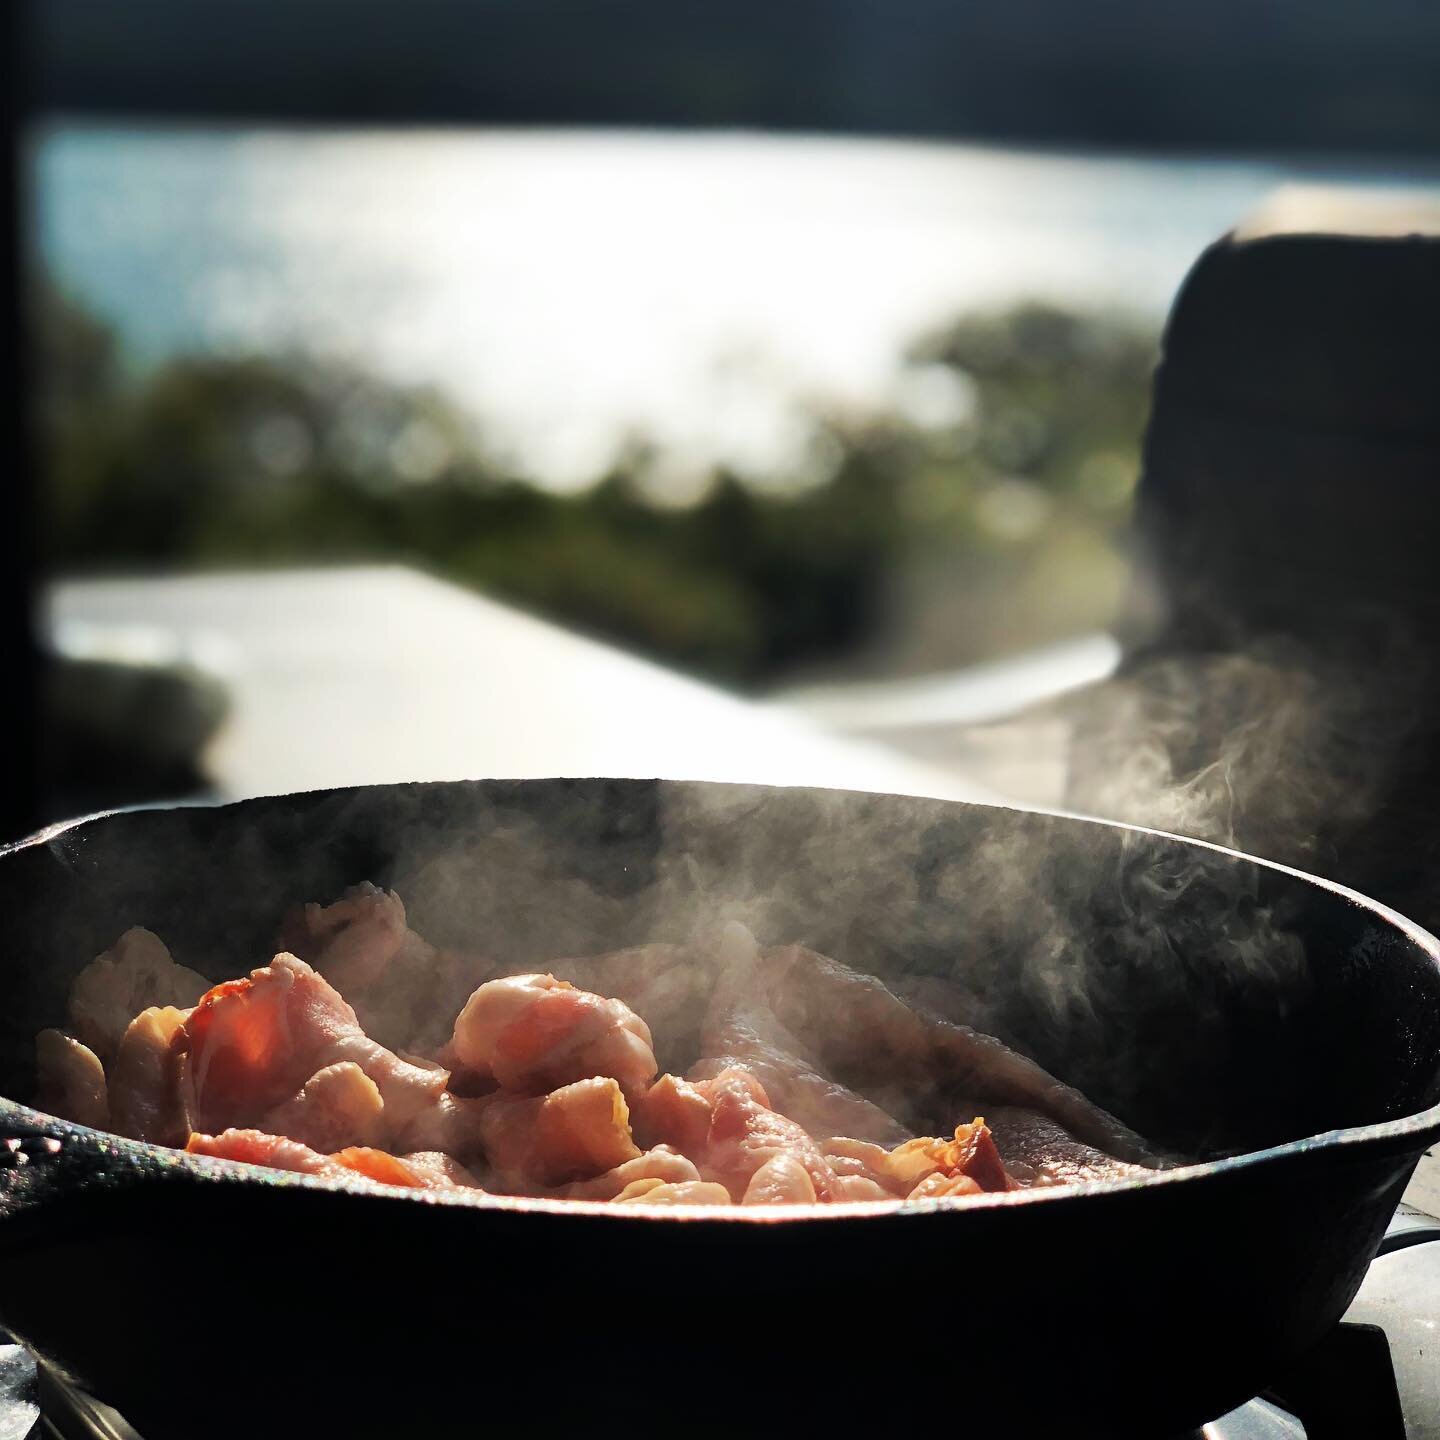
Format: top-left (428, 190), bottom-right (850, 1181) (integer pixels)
top-left (480, 1076), bottom-right (641, 1189)
top-left (695, 926), bottom-right (910, 1147)
top-left (393, 1092), bottom-right (493, 1163)
top-left (906, 1172), bottom-right (985, 1202)
top-left (185, 1129), bottom-right (465, 1191)
top-left (450, 975), bottom-right (656, 1097)
top-left (66, 928), bottom-right (207, 1063)
top-left (831, 1176), bottom-right (894, 1202)
top-left (279, 883), bottom-right (411, 996)
top-left (820, 1137), bottom-right (893, 1175)
top-left (51, 897), bottom-right (1165, 1209)
top-left (330, 1146), bottom-right (471, 1191)
top-left (698, 1067), bottom-right (840, 1202)
top-left (330, 1146), bottom-right (427, 1188)
top-left (617, 1180), bottom-right (731, 1206)
top-left (109, 1006), bottom-right (193, 1146)
top-left (182, 954), bottom-right (445, 1135)
top-left (632, 1073), bottom-right (712, 1154)
top-left (754, 942), bottom-right (1162, 1166)
top-left (33, 1030), bottom-right (109, 1130)
top-left (819, 1138), bottom-right (905, 1195)
top-left (887, 1119), bottom-right (1013, 1194)
top-left (980, 1107), bottom-right (1148, 1187)
top-left (449, 974), bottom-right (568, 1073)
top-left (260, 1061), bottom-right (386, 1154)
top-left (187, 1128), bottom-right (335, 1173)
top-left (690, 1027), bottom-right (908, 1149)
top-left (522, 1076), bottom-right (640, 1183)
top-left (560, 1146), bottom-right (701, 1200)
top-left (399, 1151), bottom-right (486, 1189)
top-left (613, 1178), bottom-right (668, 1201)
top-left (279, 883), bottom-right (483, 1055)
top-left (741, 1153), bottom-right (817, 1205)
top-left (545, 944), bottom-right (715, 1072)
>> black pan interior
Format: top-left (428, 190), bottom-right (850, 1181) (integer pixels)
top-left (4, 779), bottom-right (1439, 1159)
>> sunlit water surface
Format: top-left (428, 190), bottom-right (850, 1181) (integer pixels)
top-left (32, 126), bottom-right (1440, 486)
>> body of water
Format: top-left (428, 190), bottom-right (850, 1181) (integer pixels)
top-left (31, 125), bottom-right (1440, 485)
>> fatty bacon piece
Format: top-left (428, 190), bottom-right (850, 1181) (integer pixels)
top-left (632, 1073), bottom-right (713, 1155)
top-left (109, 1005), bottom-right (193, 1146)
top-left (185, 1129), bottom-right (473, 1191)
top-left (278, 883), bottom-right (483, 1056)
top-left (741, 1153), bottom-right (818, 1205)
top-left (892, 977), bottom-right (1153, 1184)
top-left (277, 883), bottom-right (411, 997)
top-left (814, 1125), bottom-right (1013, 1202)
top-left (888, 1119), bottom-right (1014, 1199)
top-left (33, 1030), bottom-right (109, 1130)
top-left (818, 1138), bottom-right (906, 1201)
top-left (391, 1092), bottom-right (493, 1165)
top-left (259, 1061), bottom-right (387, 1153)
top-left (752, 943), bottom-right (1163, 1167)
top-left (397, 1150), bottom-right (486, 1189)
top-left (697, 1067), bottom-right (841, 1202)
top-left (977, 1106), bottom-right (1148, 1187)
top-left (66, 928), bottom-right (208, 1064)
top-left (542, 944), bottom-right (716, 1074)
top-left (615, 1180), bottom-right (731, 1206)
top-left (182, 954), bottom-right (446, 1137)
top-left (693, 924), bottom-right (910, 1148)
top-left (448, 974), bottom-right (657, 1098)
top-left (186, 1127), bottom-right (345, 1178)
top-left (479, 1076), bottom-right (641, 1190)
top-left (558, 1146), bottom-right (701, 1201)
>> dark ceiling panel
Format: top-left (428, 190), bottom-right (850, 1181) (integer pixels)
top-left (28, 0), bottom-right (1440, 156)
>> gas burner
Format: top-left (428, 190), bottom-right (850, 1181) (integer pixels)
top-left (1197, 1207), bottom-right (1439, 1440)
top-left (5, 1210), bottom-right (1439, 1440)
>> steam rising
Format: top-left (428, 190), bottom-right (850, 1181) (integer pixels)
top-left (1066, 631), bottom-right (1428, 881)
top-left (373, 769), bottom-right (1359, 1157)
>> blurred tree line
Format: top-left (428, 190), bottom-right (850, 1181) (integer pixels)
top-left (36, 283), bottom-right (1156, 688)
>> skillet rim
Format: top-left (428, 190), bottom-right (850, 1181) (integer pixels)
top-left (4, 776), bottom-right (1439, 1225)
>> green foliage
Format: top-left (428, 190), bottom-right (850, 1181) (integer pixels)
top-left (906, 301), bottom-right (1156, 518)
top-left (36, 285), bottom-right (1157, 686)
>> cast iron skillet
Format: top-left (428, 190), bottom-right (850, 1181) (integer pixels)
top-left (0, 779), bottom-right (1438, 1439)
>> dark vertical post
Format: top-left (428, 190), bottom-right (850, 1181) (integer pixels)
top-left (1, 0), bottom-right (38, 842)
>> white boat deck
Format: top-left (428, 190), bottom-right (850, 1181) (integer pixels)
top-left (47, 565), bottom-right (1002, 806)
